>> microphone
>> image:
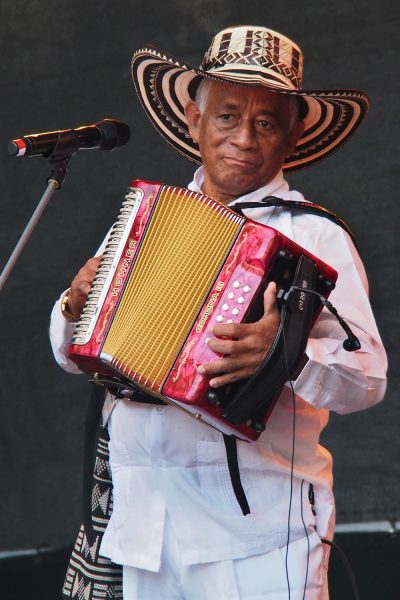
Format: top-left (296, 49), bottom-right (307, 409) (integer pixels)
top-left (8, 119), bottom-right (131, 157)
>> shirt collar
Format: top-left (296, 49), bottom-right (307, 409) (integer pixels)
top-left (188, 166), bottom-right (290, 205)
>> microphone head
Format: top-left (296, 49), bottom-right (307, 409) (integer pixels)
top-left (96, 119), bottom-right (131, 151)
top-left (8, 139), bottom-right (27, 156)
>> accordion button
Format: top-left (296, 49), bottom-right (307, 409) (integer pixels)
top-left (238, 297), bottom-right (245, 304)
top-left (232, 308), bottom-right (240, 315)
top-left (216, 315), bottom-right (224, 322)
top-left (243, 285), bottom-right (251, 293)
top-left (222, 304), bottom-right (229, 311)
top-left (227, 292), bottom-right (235, 299)
top-left (227, 319), bottom-right (233, 324)
top-left (233, 281), bottom-right (241, 288)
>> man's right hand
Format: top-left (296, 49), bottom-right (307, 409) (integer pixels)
top-left (67, 256), bottom-right (102, 319)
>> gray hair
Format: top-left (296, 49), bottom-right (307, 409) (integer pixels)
top-left (194, 77), bottom-right (300, 131)
top-left (195, 78), bottom-right (213, 113)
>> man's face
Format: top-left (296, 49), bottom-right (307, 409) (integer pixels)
top-left (186, 81), bottom-right (304, 204)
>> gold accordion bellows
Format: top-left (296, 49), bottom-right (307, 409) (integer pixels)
top-left (101, 186), bottom-right (242, 389)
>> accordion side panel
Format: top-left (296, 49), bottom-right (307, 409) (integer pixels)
top-left (68, 180), bottom-right (161, 374)
top-left (100, 187), bottom-right (244, 390)
top-left (163, 222), bottom-right (281, 402)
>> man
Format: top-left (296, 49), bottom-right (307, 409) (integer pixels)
top-left (51, 26), bottom-right (387, 600)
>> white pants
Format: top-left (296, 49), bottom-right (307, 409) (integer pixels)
top-left (122, 513), bottom-right (329, 600)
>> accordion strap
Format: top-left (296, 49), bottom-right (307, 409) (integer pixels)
top-left (223, 434), bottom-right (251, 515)
top-left (230, 196), bottom-right (357, 249)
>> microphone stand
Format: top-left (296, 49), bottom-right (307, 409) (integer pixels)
top-left (0, 136), bottom-right (80, 291)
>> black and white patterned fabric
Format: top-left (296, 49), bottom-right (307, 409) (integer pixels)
top-left (62, 423), bottom-right (122, 600)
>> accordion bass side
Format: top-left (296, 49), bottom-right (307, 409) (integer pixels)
top-left (68, 180), bottom-right (337, 441)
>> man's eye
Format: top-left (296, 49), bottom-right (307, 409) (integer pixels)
top-left (259, 119), bottom-right (272, 128)
top-left (220, 114), bottom-right (233, 120)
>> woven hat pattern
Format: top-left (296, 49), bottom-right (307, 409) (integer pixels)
top-left (201, 28), bottom-right (303, 90)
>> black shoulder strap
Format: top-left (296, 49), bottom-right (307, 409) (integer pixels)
top-left (223, 434), bottom-right (250, 515)
top-left (230, 196), bottom-right (357, 249)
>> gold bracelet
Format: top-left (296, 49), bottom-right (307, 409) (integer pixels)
top-left (61, 289), bottom-right (80, 323)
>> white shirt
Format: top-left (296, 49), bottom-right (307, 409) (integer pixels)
top-left (49, 168), bottom-right (387, 571)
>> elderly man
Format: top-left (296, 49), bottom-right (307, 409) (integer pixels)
top-left (51, 26), bottom-right (387, 600)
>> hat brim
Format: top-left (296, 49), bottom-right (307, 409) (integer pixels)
top-left (131, 46), bottom-right (369, 172)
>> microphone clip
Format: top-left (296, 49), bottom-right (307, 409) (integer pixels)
top-left (46, 136), bottom-right (80, 189)
top-left (281, 285), bottom-right (361, 352)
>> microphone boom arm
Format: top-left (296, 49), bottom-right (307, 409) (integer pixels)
top-left (0, 177), bottom-right (59, 291)
top-left (2, 139), bottom-right (87, 291)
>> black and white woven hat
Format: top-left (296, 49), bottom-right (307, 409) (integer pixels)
top-left (131, 25), bottom-right (369, 172)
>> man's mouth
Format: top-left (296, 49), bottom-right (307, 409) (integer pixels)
top-left (223, 156), bottom-right (258, 169)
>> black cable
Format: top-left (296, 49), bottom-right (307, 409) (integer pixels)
top-left (282, 314), bottom-right (313, 600)
top-left (285, 286), bottom-right (361, 352)
top-left (282, 324), bottom-right (296, 600)
top-left (321, 538), bottom-right (361, 600)
top-left (300, 479), bottom-right (310, 600)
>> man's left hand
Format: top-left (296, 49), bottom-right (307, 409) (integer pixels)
top-left (197, 282), bottom-right (280, 387)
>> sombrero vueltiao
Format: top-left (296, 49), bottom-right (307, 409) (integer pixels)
top-left (131, 25), bottom-right (369, 172)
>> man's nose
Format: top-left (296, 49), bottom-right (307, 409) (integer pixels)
top-left (230, 121), bottom-right (257, 149)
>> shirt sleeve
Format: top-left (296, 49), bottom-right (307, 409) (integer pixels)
top-left (48, 231), bottom-right (110, 374)
top-left (289, 218), bottom-right (387, 414)
top-left (49, 289), bottom-right (84, 374)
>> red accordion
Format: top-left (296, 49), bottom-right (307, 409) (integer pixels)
top-left (68, 180), bottom-right (337, 441)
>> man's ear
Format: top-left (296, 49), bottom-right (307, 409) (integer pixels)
top-left (185, 101), bottom-right (202, 144)
top-left (285, 120), bottom-right (305, 158)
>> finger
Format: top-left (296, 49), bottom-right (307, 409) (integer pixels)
top-left (72, 257), bottom-right (102, 289)
top-left (212, 321), bottom-right (252, 339)
top-left (197, 357), bottom-right (236, 377)
top-left (67, 283), bottom-right (93, 316)
top-left (68, 256), bottom-right (103, 316)
top-left (74, 280), bottom-right (93, 297)
top-left (85, 255), bottom-right (103, 277)
top-left (206, 335), bottom-right (259, 356)
top-left (208, 367), bottom-right (254, 388)
top-left (197, 354), bottom-right (260, 378)
top-left (262, 281), bottom-right (278, 315)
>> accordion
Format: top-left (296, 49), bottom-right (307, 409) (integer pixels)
top-left (68, 180), bottom-right (337, 441)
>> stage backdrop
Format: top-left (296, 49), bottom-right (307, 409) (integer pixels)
top-left (0, 0), bottom-right (398, 551)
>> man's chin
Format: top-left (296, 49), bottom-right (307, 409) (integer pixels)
top-left (217, 174), bottom-right (263, 198)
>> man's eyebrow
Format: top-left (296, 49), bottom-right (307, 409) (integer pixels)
top-left (220, 102), bottom-right (240, 111)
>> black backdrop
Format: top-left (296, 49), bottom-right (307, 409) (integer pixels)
top-left (0, 0), bottom-right (398, 552)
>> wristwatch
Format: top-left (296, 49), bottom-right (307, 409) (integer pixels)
top-left (61, 289), bottom-right (80, 323)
